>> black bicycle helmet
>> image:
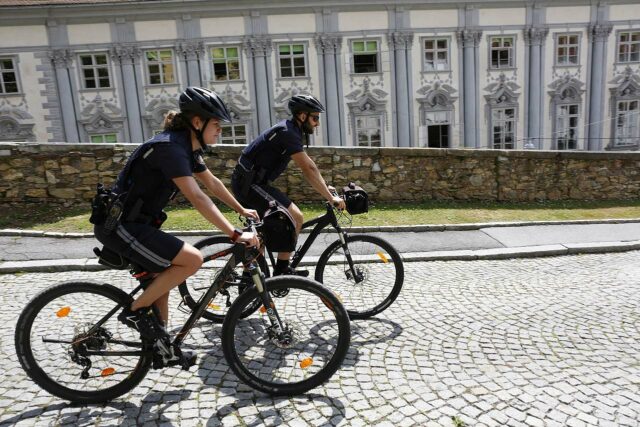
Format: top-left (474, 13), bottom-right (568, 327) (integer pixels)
top-left (288, 94), bottom-right (325, 115)
top-left (179, 86), bottom-right (232, 123)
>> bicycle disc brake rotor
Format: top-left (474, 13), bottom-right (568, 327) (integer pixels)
top-left (346, 266), bottom-right (367, 284)
top-left (268, 323), bottom-right (300, 349)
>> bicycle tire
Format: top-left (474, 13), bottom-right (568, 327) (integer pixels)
top-left (221, 276), bottom-right (350, 396)
top-left (314, 234), bottom-right (404, 319)
top-left (178, 236), bottom-right (268, 323)
top-left (15, 282), bottom-right (152, 404)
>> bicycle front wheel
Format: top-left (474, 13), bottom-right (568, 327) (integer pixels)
top-left (222, 276), bottom-right (350, 396)
top-left (315, 235), bottom-right (404, 319)
top-left (178, 236), bottom-right (268, 323)
top-left (14, 282), bottom-right (152, 404)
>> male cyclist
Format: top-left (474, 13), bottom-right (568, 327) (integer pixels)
top-left (94, 87), bottom-right (258, 368)
top-left (231, 95), bottom-right (345, 276)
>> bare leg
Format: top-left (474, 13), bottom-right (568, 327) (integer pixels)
top-left (131, 243), bottom-right (202, 315)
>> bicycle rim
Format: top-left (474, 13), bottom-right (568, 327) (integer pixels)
top-left (315, 235), bottom-right (404, 319)
top-left (15, 282), bottom-right (152, 403)
top-left (222, 277), bottom-right (350, 396)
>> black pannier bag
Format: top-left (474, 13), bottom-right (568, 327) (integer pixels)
top-left (261, 201), bottom-right (298, 252)
top-left (342, 182), bottom-right (369, 215)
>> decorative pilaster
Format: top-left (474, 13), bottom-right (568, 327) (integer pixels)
top-left (388, 32), bottom-right (414, 147)
top-left (456, 29), bottom-right (482, 147)
top-left (587, 24), bottom-right (613, 150)
top-left (177, 41), bottom-right (205, 86)
top-left (110, 44), bottom-right (144, 143)
top-left (244, 36), bottom-right (273, 131)
top-left (49, 49), bottom-right (79, 142)
top-left (524, 27), bottom-right (548, 148)
top-left (315, 34), bottom-right (343, 146)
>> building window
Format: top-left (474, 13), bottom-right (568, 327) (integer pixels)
top-left (0, 57), bottom-right (19, 94)
top-left (79, 53), bottom-right (111, 89)
top-left (220, 124), bottom-right (247, 144)
top-left (278, 44), bottom-right (306, 78)
top-left (617, 31), bottom-right (640, 63)
top-left (145, 49), bottom-right (175, 85)
top-left (355, 115), bottom-right (382, 146)
top-left (423, 38), bottom-right (449, 71)
top-left (90, 133), bottom-right (117, 143)
top-left (491, 108), bottom-right (516, 149)
top-left (615, 100), bottom-right (639, 146)
top-left (490, 36), bottom-right (515, 69)
top-left (352, 40), bottom-right (379, 74)
top-left (424, 111), bottom-right (450, 148)
top-left (556, 34), bottom-right (579, 66)
top-left (211, 46), bottom-right (240, 81)
top-left (556, 104), bottom-right (579, 150)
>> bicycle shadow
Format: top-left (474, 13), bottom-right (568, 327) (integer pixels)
top-left (349, 318), bottom-right (403, 346)
top-left (0, 390), bottom-right (193, 426)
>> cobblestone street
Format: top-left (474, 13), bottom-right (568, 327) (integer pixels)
top-left (1, 252), bottom-right (639, 426)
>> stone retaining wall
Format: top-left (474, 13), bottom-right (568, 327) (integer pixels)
top-left (1, 143), bottom-right (640, 206)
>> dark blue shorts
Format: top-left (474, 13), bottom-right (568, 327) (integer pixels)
top-left (231, 168), bottom-right (292, 216)
top-left (94, 222), bottom-right (184, 273)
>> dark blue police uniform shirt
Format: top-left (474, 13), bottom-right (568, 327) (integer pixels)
top-left (241, 119), bottom-right (304, 182)
top-left (115, 129), bottom-right (207, 218)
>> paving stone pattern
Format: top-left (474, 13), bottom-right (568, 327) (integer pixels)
top-left (1, 252), bottom-right (639, 426)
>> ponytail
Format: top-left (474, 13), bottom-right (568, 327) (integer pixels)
top-left (163, 110), bottom-right (192, 131)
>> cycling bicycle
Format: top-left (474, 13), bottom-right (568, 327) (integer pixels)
top-left (179, 192), bottom-right (404, 320)
top-left (14, 220), bottom-right (350, 404)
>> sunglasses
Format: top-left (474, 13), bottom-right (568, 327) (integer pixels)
top-left (309, 114), bottom-right (320, 122)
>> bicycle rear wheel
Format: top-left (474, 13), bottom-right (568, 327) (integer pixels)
top-left (178, 236), bottom-right (268, 323)
top-left (222, 276), bottom-right (350, 396)
top-left (315, 235), bottom-right (404, 319)
top-left (14, 282), bottom-right (152, 404)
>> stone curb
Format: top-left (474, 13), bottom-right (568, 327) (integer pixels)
top-left (2, 240), bottom-right (639, 274)
top-left (2, 218), bottom-right (640, 238)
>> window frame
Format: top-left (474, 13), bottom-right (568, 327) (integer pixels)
top-left (555, 103), bottom-right (580, 150)
top-left (614, 99), bottom-right (640, 147)
top-left (489, 35), bottom-right (516, 70)
top-left (89, 133), bottom-right (118, 144)
top-left (423, 110), bottom-right (451, 148)
top-left (354, 114), bottom-right (383, 147)
top-left (422, 37), bottom-right (450, 72)
top-left (78, 52), bottom-right (112, 90)
top-left (554, 33), bottom-right (581, 67)
top-left (490, 107), bottom-right (517, 149)
top-left (0, 56), bottom-right (21, 95)
top-left (210, 45), bottom-right (242, 82)
top-left (277, 42), bottom-right (308, 79)
top-left (616, 30), bottom-right (640, 64)
top-left (220, 123), bottom-right (248, 145)
top-left (144, 49), bottom-right (176, 86)
top-left (350, 39), bottom-right (381, 75)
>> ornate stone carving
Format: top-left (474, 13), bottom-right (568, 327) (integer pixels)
top-left (243, 36), bottom-right (273, 58)
top-left (0, 99), bottom-right (36, 142)
top-left (609, 66), bottom-right (640, 98)
top-left (387, 32), bottom-right (414, 50)
top-left (547, 73), bottom-right (585, 102)
top-left (48, 49), bottom-right (73, 69)
top-left (484, 73), bottom-right (520, 105)
top-left (417, 81), bottom-right (458, 109)
top-left (177, 41), bottom-right (205, 60)
top-left (456, 29), bottom-right (483, 48)
top-left (314, 34), bottom-right (342, 55)
top-left (523, 27), bottom-right (549, 46)
top-left (110, 44), bottom-right (142, 65)
top-left (589, 24), bottom-right (613, 41)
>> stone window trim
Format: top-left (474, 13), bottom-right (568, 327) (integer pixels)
top-left (554, 103), bottom-right (581, 150)
top-left (276, 41), bottom-right (309, 79)
top-left (77, 52), bottom-right (112, 90)
top-left (209, 45), bottom-right (243, 82)
top-left (490, 106), bottom-right (518, 150)
top-left (0, 55), bottom-right (21, 95)
top-left (354, 113), bottom-right (384, 147)
top-left (349, 38), bottom-right (382, 75)
top-left (144, 48), bottom-right (177, 86)
top-left (615, 30), bottom-right (640, 65)
top-left (553, 32), bottom-right (581, 67)
top-left (421, 36), bottom-right (451, 73)
top-left (488, 34), bottom-right (517, 70)
top-left (607, 69), bottom-right (640, 150)
top-left (548, 77), bottom-right (585, 151)
top-left (89, 133), bottom-right (118, 143)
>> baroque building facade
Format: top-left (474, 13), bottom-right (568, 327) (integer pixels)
top-left (0, 0), bottom-right (639, 151)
